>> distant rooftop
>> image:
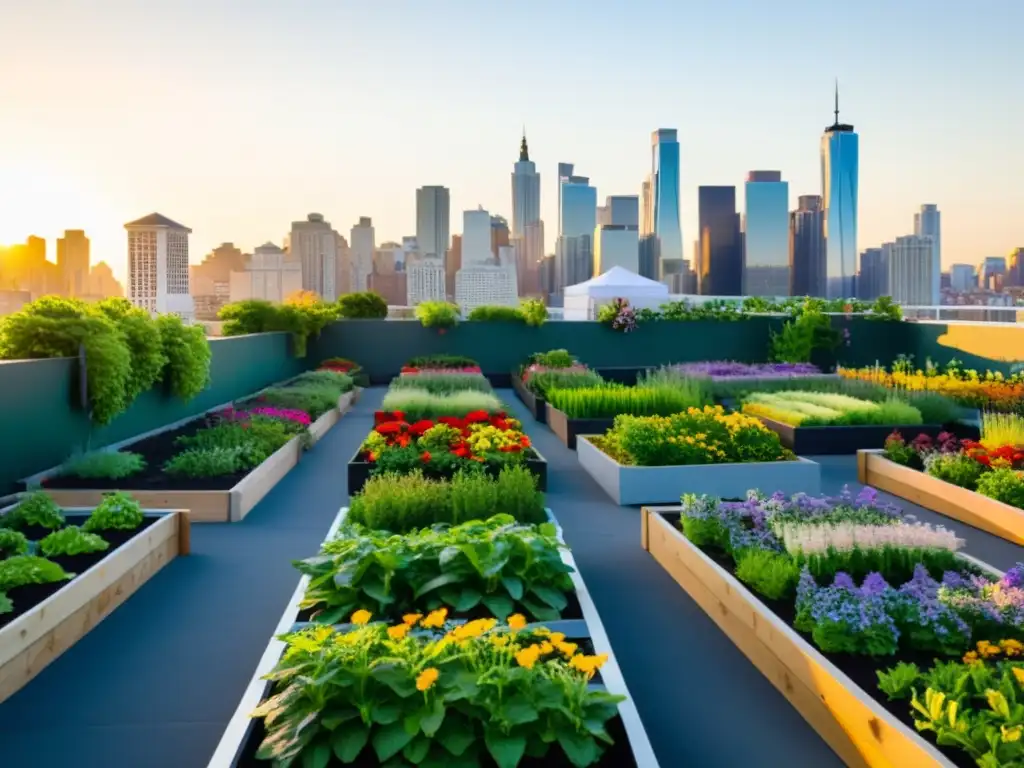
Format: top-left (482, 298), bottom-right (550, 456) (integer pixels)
top-left (124, 213), bottom-right (190, 230)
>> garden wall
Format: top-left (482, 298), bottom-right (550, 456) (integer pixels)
top-left (0, 333), bottom-right (307, 493)
top-left (909, 321), bottom-right (1024, 374)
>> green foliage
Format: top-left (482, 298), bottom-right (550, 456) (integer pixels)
top-left (976, 467), bottom-right (1024, 508)
top-left (546, 380), bottom-right (706, 419)
top-left (82, 492), bottom-right (144, 532)
top-left (0, 529), bottom-right (29, 556)
top-left (868, 296), bottom-right (903, 321)
top-left (525, 369), bottom-right (604, 397)
top-left (0, 593), bottom-right (10, 614)
top-left (925, 452), bottom-right (985, 490)
top-left (883, 433), bottom-right (923, 468)
top-left (381, 389), bottom-right (504, 421)
top-left (337, 291), bottom-right (388, 319)
top-left (875, 662), bottom-right (921, 700)
top-left (165, 415), bottom-right (298, 477)
top-left (415, 300), bottom-right (460, 329)
top-left (735, 549), bottom-right (801, 600)
top-left (348, 467), bottom-right (546, 532)
top-left (297, 514), bottom-right (573, 624)
top-left (94, 298), bottom-right (166, 403)
top-left (163, 446), bottom-right (253, 478)
top-left (60, 450), bottom-right (146, 480)
top-left (528, 349), bottom-right (575, 368)
top-left (218, 298), bottom-right (338, 357)
top-left (769, 304), bottom-right (840, 365)
top-left (466, 305), bottom-right (525, 323)
top-left (0, 555), bottom-right (70, 591)
top-left (388, 373), bottom-right (492, 395)
top-left (407, 354), bottom-right (478, 369)
top-left (256, 374), bottom-right (353, 419)
top-left (2, 491), bottom-right (65, 531)
top-left (518, 298), bottom-right (548, 327)
top-left (217, 299), bottom-right (281, 335)
top-left (155, 314), bottom-right (211, 400)
top-left (39, 526), bottom-right (109, 557)
top-left (742, 391), bottom-right (924, 427)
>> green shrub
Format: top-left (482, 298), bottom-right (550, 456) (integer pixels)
top-left (414, 301), bottom-right (460, 329)
top-left (466, 305), bottom-right (524, 322)
top-left (256, 378), bottom-right (350, 419)
top-left (0, 529), bottom-right (29, 557)
top-left (218, 298), bottom-right (338, 357)
top-left (735, 549), bottom-right (801, 600)
top-left (0, 555), bottom-right (70, 591)
top-left (82, 492), bottom-right (144, 532)
top-left (381, 389), bottom-right (504, 420)
top-left (60, 450), bottom-right (146, 480)
top-left (742, 391), bottom-right (923, 427)
top-left (388, 373), bottom-right (492, 395)
top-left (546, 380), bottom-right (705, 419)
top-left (406, 354), bottom-right (478, 369)
top-left (94, 298), bottom-right (166, 403)
top-left (525, 368), bottom-right (604, 397)
top-left (39, 526), bottom-right (109, 557)
top-left (218, 299), bottom-right (281, 335)
top-left (336, 291), bottom-right (388, 319)
top-left (924, 452), bottom-right (984, 490)
top-left (975, 468), bottom-right (1024, 508)
top-left (519, 298), bottom-right (548, 327)
top-left (156, 314), bottom-right (211, 400)
top-left (164, 447), bottom-right (252, 478)
top-left (2, 492), bottom-right (65, 531)
top-left (529, 349), bottom-right (575, 368)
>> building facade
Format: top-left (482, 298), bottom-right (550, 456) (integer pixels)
top-left (949, 263), bottom-right (976, 292)
top-left (406, 257), bottom-right (446, 305)
top-left (349, 217), bottom-right (375, 293)
top-left (415, 186), bottom-right (450, 262)
top-left (651, 129), bottom-right (683, 280)
top-left (289, 213), bottom-right (338, 300)
top-left (229, 242), bottom-right (302, 304)
top-left (980, 257), bottom-right (1007, 291)
top-left (697, 186), bottom-right (742, 296)
top-left (820, 88), bottom-right (859, 298)
top-left (743, 171), bottom-right (790, 296)
top-left (857, 247), bottom-right (888, 300)
top-left (789, 194), bottom-right (827, 297)
top-left (57, 229), bottom-right (90, 297)
top-left (462, 208), bottom-right (493, 267)
top-left (594, 225), bottom-right (639, 274)
top-left (455, 265), bottom-right (518, 312)
top-left (555, 166), bottom-right (597, 291)
top-left (913, 204), bottom-right (941, 303)
top-left (511, 134), bottom-right (540, 240)
top-left (888, 235), bottom-right (934, 305)
top-left (125, 213), bottom-right (194, 320)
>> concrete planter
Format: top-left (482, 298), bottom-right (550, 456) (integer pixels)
top-left (757, 418), bottom-right (979, 456)
top-left (577, 435), bottom-right (821, 505)
top-left (511, 372), bottom-right (546, 423)
top-left (545, 403), bottom-right (615, 450)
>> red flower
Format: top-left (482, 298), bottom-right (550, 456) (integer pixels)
top-left (519, 435), bottom-right (531, 448)
top-left (490, 417), bottom-right (510, 431)
top-left (409, 419), bottom-right (435, 436)
top-left (452, 442), bottom-right (470, 458)
top-left (420, 451), bottom-right (432, 463)
top-left (376, 421), bottom-right (406, 436)
top-left (396, 434), bottom-right (412, 448)
top-left (375, 410), bottom-right (406, 425)
top-left (465, 410), bottom-right (489, 424)
top-left (438, 416), bottom-right (466, 430)
top-left (498, 444), bottom-right (521, 453)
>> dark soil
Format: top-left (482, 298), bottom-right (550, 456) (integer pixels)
top-left (0, 515), bottom-right (158, 629)
top-left (40, 415), bottom-right (250, 492)
top-left (658, 512), bottom-right (975, 768)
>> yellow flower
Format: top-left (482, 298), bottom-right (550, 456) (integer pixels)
top-left (1001, 639), bottom-right (1023, 657)
top-left (507, 614), bottom-right (527, 631)
top-left (1002, 725), bottom-right (1022, 743)
top-left (978, 640), bottom-right (1002, 658)
top-left (452, 618), bottom-right (497, 640)
top-left (538, 641), bottom-right (554, 654)
top-left (549, 632), bottom-right (566, 644)
top-left (350, 609), bottom-right (372, 626)
top-left (515, 645), bottom-right (541, 669)
top-left (1012, 667), bottom-right (1024, 686)
top-left (416, 667), bottom-right (439, 692)
top-left (421, 608), bottom-right (448, 629)
top-left (402, 613), bottom-right (423, 627)
top-left (556, 641), bottom-right (578, 658)
top-left (387, 624), bottom-right (410, 640)
top-left (963, 651), bottom-right (980, 664)
top-left (569, 653), bottom-right (609, 679)
top-left (490, 634), bottom-right (510, 647)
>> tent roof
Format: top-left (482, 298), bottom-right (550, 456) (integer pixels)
top-left (564, 266), bottom-right (669, 296)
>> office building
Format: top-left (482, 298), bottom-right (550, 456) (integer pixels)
top-left (374, 242), bottom-right (403, 274)
top-left (1006, 248), bottom-right (1024, 288)
top-left (790, 195), bottom-right (827, 296)
top-left (349, 217), bottom-right (375, 293)
top-left (228, 242), bottom-right (302, 304)
top-left (980, 257), bottom-right (1007, 291)
top-left (555, 165), bottom-right (597, 290)
top-left (491, 215), bottom-right (510, 261)
top-left (456, 265), bottom-right (518, 312)
top-left (416, 186), bottom-right (450, 261)
top-left (857, 247), bottom-right (888, 300)
top-left (368, 271), bottom-right (407, 306)
top-left (638, 177), bottom-right (658, 280)
top-left (462, 208), bottom-right (493, 267)
top-left (125, 213), bottom-right (194, 320)
top-left (406, 258), bottom-right (446, 305)
top-left (820, 85), bottom-right (859, 298)
top-left (518, 220), bottom-right (544, 296)
top-left (85, 262), bottom-right (124, 299)
top-left (445, 235), bottom-right (462, 299)
top-left (650, 129), bottom-right (683, 281)
top-left (511, 133), bottom-right (540, 239)
top-left (697, 186), bottom-right (742, 295)
top-left (888, 235), bottom-right (934, 305)
top-left (913, 204), bottom-right (941, 302)
top-left (336, 234), bottom-right (352, 295)
top-left (949, 263), bottom-right (976, 292)
top-left (290, 214), bottom-right (338, 300)
top-left (743, 171), bottom-right (790, 296)
top-left (593, 224), bottom-right (639, 274)
top-left (56, 230), bottom-right (90, 297)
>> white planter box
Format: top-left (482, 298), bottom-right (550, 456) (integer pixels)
top-left (576, 435), bottom-right (821, 505)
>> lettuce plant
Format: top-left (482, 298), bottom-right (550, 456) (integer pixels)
top-left (2, 492), bottom-right (65, 532)
top-left (0, 555), bottom-right (71, 591)
top-left (82, 492), bottom-right (144, 532)
top-left (0, 529), bottom-right (29, 557)
top-left (39, 526), bottom-right (109, 557)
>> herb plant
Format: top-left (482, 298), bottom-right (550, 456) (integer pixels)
top-left (2, 491), bottom-right (65, 531)
top-left (82, 492), bottom-right (144, 532)
top-left (388, 373), bottom-right (493, 395)
top-left (976, 467), bottom-right (1024, 508)
top-left (406, 355), bottom-right (478, 369)
top-left (546, 380), bottom-right (705, 419)
top-left (380, 389), bottom-right (504, 421)
top-left (60, 450), bottom-right (146, 480)
top-left (39, 526), bottom-right (110, 557)
top-left (0, 529), bottom-right (29, 557)
top-left (0, 555), bottom-right (71, 591)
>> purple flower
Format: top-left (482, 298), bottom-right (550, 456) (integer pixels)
top-left (833, 572), bottom-right (856, 590)
top-left (671, 361), bottom-right (822, 379)
top-left (861, 572), bottom-right (890, 596)
top-left (1004, 564), bottom-right (1024, 589)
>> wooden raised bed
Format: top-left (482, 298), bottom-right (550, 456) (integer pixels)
top-left (511, 371), bottom-right (547, 423)
top-left (756, 419), bottom-right (979, 456)
top-left (857, 449), bottom-right (1024, 545)
top-left (545, 403), bottom-right (614, 450)
top-left (40, 390), bottom-right (357, 523)
top-left (0, 507), bottom-right (190, 704)
top-left (641, 506), bottom-right (956, 768)
top-left (207, 508), bottom-right (659, 768)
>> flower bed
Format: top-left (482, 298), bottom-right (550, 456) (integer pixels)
top-left (36, 372), bottom-right (356, 522)
top-left (381, 388), bottom-right (504, 421)
top-left (348, 411), bottom-right (546, 493)
top-left (513, 361), bottom-right (604, 424)
top-left (643, 487), bottom-right (1023, 768)
top-left (839, 364), bottom-right (1024, 414)
top-left (672, 361), bottom-right (824, 379)
top-left (577, 408), bottom-right (820, 504)
top-left (0, 492), bottom-right (189, 703)
top-left (402, 354), bottom-right (481, 376)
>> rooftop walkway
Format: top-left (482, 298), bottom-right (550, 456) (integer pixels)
top-left (0, 387), bottom-right (1019, 768)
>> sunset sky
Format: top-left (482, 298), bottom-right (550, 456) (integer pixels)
top-left (1, 0), bottom-right (1021, 284)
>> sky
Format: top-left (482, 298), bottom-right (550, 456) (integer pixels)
top-left (1, 0), bottom-right (1021, 285)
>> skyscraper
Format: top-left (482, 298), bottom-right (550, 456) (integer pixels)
top-left (857, 247), bottom-right (888, 300)
top-left (462, 208), bottom-right (492, 267)
top-left (125, 213), bottom-right (194, 320)
top-left (555, 166), bottom-right (597, 290)
top-left (650, 130), bottom-right (683, 283)
top-left (697, 186), bottom-right (742, 295)
top-left (1009, 248), bottom-right (1024, 287)
top-left (57, 229), bottom-right (90, 297)
top-left (406, 258), bottom-right (446, 306)
top-left (415, 186), bottom-right (450, 262)
top-left (490, 215), bottom-right (510, 261)
top-left (980, 257), bottom-right (1007, 291)
top-left (743, 171), bottom-right (790, 296)
top-left (789, 195), bottom-right (827, 297)
top-left (820, 84), bottom-right (859, 298)
top-left (949, 264), bottom-right (976, 292)
top-left (349, 217), bottom-right (375, 293)
top-left (638, 177), bottom-right (658, 279)
top-left (888, 235), bottom-right (934, 305)
top-left (511, 133), bottom-right (540, 239)
top-left (913, 204), bottom-right (941, 303)
top-left (290, 213), bottom-right (338, 300)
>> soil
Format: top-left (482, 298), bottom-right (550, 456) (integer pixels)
top-left (658, 512), bottom-right (976, 768)
top-left (40, 415), bottom-right (251, 492)
top-left (0, 515), bottom-right (158, 630)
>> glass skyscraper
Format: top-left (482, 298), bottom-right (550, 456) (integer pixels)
top-left (743, 171), bottom-right (790, 296)
top-left (555, 164), bottom-right (597, 290)
top-left (651, 129), bottom-right (683, 280)
top-left (820, 88), bottom-right (859, 299)
top-left (697, 186), bottom-right (742, 296)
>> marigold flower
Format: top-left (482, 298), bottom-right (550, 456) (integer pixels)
top-left (963, 651), bottom-right (980, 664)
top-left (416, 667), bottom-right (439, 691)
top-left (452, 618), bottom-right (497, 640)
top-left (515, 645), bottom-right (541, 669)
top-left (557, 641), bottom-right (578, 658)
top-left (421, 608), bottom-right (448, 629)
top-left (420, 451), bottom-right (432, 463)
top-left (402, 613), bottom-right (423, 627)
top-left (387, 624), bottom-right (410, 640)
top-left (490, 634), bottom-right (510, 647)
top-left (507, 614), bottom-right (527, 631)
top-left (569, 653), bottom-right (609, 679)
top-left (549, 632), bottom-right (565, 644)
top-left (350, 609), bottom-right (372, 626)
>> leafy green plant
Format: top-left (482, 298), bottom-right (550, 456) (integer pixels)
top-left (976, 467), bottom-right (1024, 508)
top-left (529, 349), bottom-right (575, 368)
top-left (925, 452), bottom-right (985, 490)
top-left (381, 389), bottom-right (504, 421)
top-left (217, 299), bottom-right (282, 335)
top-left (407, 355), bottom-right (478, 369)
top-left (875, 662), bottom-right (921, 700)
top-left (0, 555), bottom-right (70, 591)
top-left (546, 380), bottom-right (705, 419)
top-left (0, 529), bottom-right (29, 557)
top-left (742, 391), bottom-right (924, 427)
top-left (466, 305), bottom-right (525, 323)
top-left (770, 306), bottom-right (840, 366)
top-left (170, 415), bottom-right (298, 474)
top-left (156, 314), bottom-right (211, 400)
top-left (388, 373), bottom-right (492, 395)
top-left (39, 526), bottom-right (109, 557)
top-left (218, 297), bottom-right (338, 357)
top-left (297, 514), bottom-right (573, 624)
top-left (735, 549), bottom-right (801, 599)
top-left (60, 450), bottom-right (146, 480)
top-left (82, 492), bottom-right (144, 532)
top-left (524, 369), bottom-right (604, 397)
top-left (254, 377), bottom-right (350, 419)
top-left (2, 491), bottom-right (65, 531)
top-left (869, 296), bottom-right (903, 321)
top-left (163, 446), bottom-right (255, 478)
top-left (415, 301), bottom-right (460, 329)
top-left (94, 298), bottom-right (166, 404)
top-left (518, 298), bottom-right (548, 327)
top-left (337, 291), bottom-right (388, 319)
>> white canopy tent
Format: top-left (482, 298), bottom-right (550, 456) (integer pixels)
top-left (562, 266), bottom-right (670, 320)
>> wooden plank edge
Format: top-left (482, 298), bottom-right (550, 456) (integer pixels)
top-left (231, 436), bottom-right (303, 522)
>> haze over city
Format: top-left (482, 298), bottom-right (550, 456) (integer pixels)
top-left (1, 0), bottom-right (1021, 285)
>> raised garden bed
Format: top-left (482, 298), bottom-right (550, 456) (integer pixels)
top-left (0, 505), bottom-right (190, 704)
top-left (511, 371), bottom-right (546, 423)
top-left (38, 390), bottom-right (357, 523)
top-left (206, 507), bottom-right (658, 768)
top-left (641, 506), bottom-right (965, 768)
top-left (757, 419), bottom-right (980, 456)
top-left (857, 449), bottom-right (1024, 545)
top-left (347, 442), bottom-right (549, 495)
top-left (577, 435), bottom-right (821, 505)
top-left (545, 403), bottom-right (614, 450)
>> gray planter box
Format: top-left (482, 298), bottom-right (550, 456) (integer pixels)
top-left (576, 435), bottom-right (821, 505)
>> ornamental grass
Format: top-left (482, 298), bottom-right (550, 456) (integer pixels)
top-left (523, 367), bottom-right (604, 397)
top-left (981, 412), bottom-right (1024, 450)
top-left (387, 372), bottom-right (493, 395)
top-left (742, 391), bottom-right (923, 427)
top-left (838, 364), bottom-right (1024, 413)
top-left (546, 378), bottom-right (706, 419)
top-left (381, 388), bottom-right (504, 421)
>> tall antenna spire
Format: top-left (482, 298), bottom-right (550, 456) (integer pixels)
top-left (834, 78), bottom-right (840, 124)
top-left (519, 127), bottom-right (529, 162)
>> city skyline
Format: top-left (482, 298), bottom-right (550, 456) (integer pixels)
top-left (1, 1), bottom-right (1021, 287)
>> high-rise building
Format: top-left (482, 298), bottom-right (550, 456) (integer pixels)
top-left (336, 234), bottom-right (352, 295)
top-left (86, 261), bottom-right (124, 299)
top-left (407, 258), bottom-right (446, 306)
top-left (555, 166), bottom-right (597, 291)
top-left (980, 257), bottom-right (1007, 291)
top-left (125, 213), bottom-right (194, 320)
top-left (914, 204), bottom-right (941, 303)
top-left (445, 235), bottom-right (462, 299)
top-left (697, 186), bottom-right (742, 296)
top-left (603, 195), bottom-right (640, 227)
top-left (638, 177), bottom-right (658, 280)
top-left (790, 195), bottom-right (827, 297)
top-left (518, 220), bottom-right (544, 296)
top-left (415, 186), bottom-right (450, 262)
top-left (290, 214), bottom-right (338, 300)
top-left (743, 171), bottom-right (790, 296)
top-left (229, 242), bottom-right (302, 304)
top-left (593, 224), bottom-right (639, 274)
top-left (857, 247), bottom-right (888, 300)
top-left (511, 133), bottom-right (541, 240)
top-left (374, 242), bottom-right (403, 274)
top-left (368, 271), bottom-right (407, 306)
top-left (490, 215), bottom-right (510, 261)
top-left (350, 217), bottom-right (375, 292)
top-left (820, 85), bottom-right (859, 298)
top-left (191, 242), bottom-right (247, 318)
top-left (949, 263), bottom-right (976, 292)
top-left (1007, 248), bottom-right (1024, 288)
top-left (650, 129), bottom-right (683, 281)
top-left (462, 208), bottom-right (493, 267)
top-left (57, 230), bottom-right (90, 297)
top-left (456, 265), bottom-right (518, 311)
top-left (888, 235), bottom-right (934, 305)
